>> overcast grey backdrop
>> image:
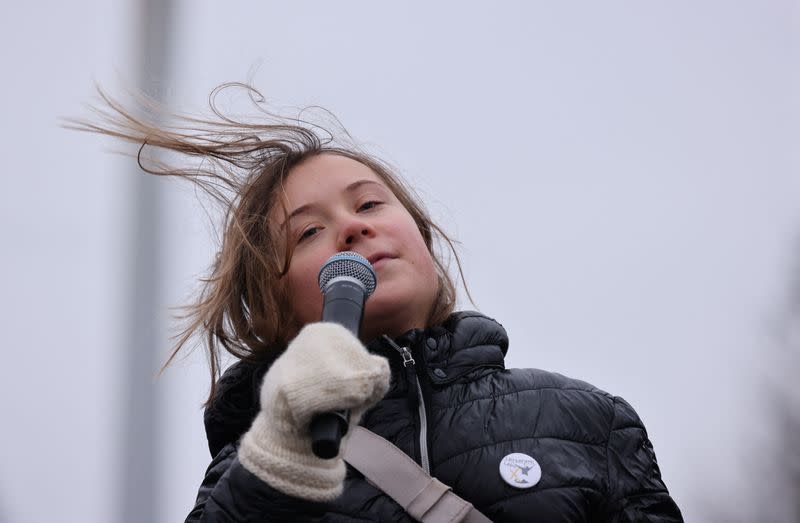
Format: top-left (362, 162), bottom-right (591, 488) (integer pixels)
top-left (1, 1), bottom-right (798, 522)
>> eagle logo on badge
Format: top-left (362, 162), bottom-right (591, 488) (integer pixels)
top-left (499, 453), bottom-right (542, 489)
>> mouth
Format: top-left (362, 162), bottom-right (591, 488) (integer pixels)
top-left (367, 253), bottom-right (395, 266)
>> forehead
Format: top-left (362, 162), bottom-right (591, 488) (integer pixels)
top-left (281, 153), bottom-right (387, 208)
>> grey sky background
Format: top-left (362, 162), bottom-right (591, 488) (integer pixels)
top-left (1, 1), bottom-right (797, 522)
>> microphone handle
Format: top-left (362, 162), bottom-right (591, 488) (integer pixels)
top-left (310, 281), bottom-right (365, 459)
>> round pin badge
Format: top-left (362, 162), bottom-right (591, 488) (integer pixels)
top-left (499, 453), bottom-right (541, 489)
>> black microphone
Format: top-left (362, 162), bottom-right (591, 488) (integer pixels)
top-left (310, 251), bottom-right (377, 459)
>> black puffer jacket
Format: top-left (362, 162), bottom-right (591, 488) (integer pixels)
top-left (186, 312), bottom-right (683, 522)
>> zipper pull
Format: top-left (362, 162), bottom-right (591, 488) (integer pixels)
top-left (380, 335), bottom-right (416, 367)
top-left (399, 347), bottom-right (415, 367)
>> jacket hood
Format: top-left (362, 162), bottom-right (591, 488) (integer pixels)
top-left (202, 311), bottom-right (509, 457)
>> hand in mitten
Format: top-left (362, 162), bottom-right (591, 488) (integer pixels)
top-left (238, 322), bottom-right (391, 501)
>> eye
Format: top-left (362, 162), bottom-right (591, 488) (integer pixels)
top-left (298, 226), bottom-right (321, 243)
top-left (358, 200), bottom-right (382, 212)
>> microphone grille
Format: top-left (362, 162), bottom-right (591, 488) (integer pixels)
top-left (318, 251), bottom-right (377, 296)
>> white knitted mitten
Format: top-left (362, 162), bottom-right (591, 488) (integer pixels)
top-left (238, 322), bottom-right (391, 501)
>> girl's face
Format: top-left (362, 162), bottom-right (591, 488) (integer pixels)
top-left (274, 153), bottom-right (439, 341)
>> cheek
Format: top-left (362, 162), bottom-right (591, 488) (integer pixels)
top-left (400, 224), bottom-right (436, 275)
top-left (416, 246), bottom-right (440, 290)
top-left (389, 223), bottom-right (439, 300)
top-left (285, 252), bottom-right (327, 322)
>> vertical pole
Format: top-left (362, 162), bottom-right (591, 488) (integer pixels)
top-left (119, 1), bottom-right (174, 522)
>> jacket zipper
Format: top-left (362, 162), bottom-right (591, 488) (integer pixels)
top-left (381, 336), bottom-right (431, 474)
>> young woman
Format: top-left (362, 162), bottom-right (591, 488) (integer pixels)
top-left (74, 86), bottom-right (683, 522)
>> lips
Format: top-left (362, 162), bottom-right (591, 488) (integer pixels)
top-left (367, 252), bottom-right (394, 266)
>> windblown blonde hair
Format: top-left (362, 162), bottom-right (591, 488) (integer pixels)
top-left (68, 83), bottom-right (467, 403)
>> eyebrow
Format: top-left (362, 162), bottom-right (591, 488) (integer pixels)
top-left (282, 179), bottom-right (387, 227)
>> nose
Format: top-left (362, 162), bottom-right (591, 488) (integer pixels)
top-left (337, 217), bottom-right (375, 250)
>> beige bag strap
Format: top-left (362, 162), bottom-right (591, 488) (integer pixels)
top-left (343, 426), bottom-right (491, 523)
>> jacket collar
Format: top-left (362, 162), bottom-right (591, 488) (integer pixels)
top-left (369, 311), bottom-right (508, 386)
top-left (203, 311), bottom-right (509, 456)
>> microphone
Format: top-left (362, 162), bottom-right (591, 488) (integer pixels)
top-left (310, 251), bottom-right (377, 459)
